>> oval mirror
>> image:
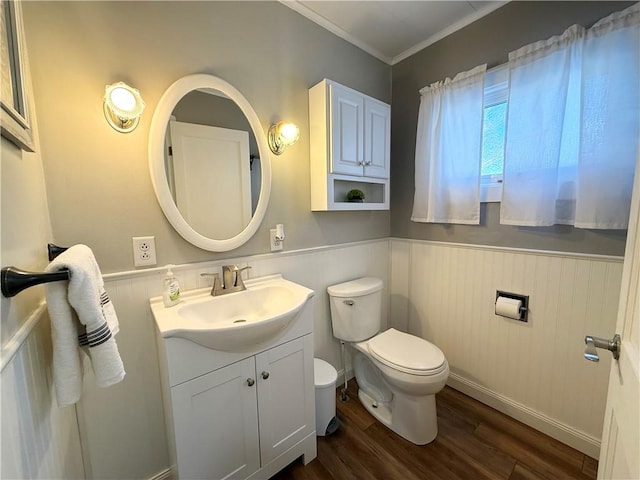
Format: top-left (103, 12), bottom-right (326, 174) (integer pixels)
top-left (149, 74), bottom-right (271, 251)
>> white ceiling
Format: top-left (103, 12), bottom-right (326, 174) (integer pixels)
top-left (282, 1), bottom-right (507, 65)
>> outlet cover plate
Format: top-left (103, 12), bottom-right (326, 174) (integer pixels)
top-left (133, 236), bottom-right (157, 267)
top-left (270, 229), bottom-right (283, 251)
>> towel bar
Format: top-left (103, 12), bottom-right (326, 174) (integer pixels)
top-left (48, 243), bottom-right (68, 261)
top-left (1, 243), bottom-right (71, 297)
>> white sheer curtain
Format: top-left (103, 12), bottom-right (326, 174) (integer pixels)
top-left (501, 4), bottom-right (640, 229)
top-left (411, 64), bottom-right (486, 224)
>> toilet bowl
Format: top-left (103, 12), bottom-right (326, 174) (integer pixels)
top-left (328, 277), bottom-right (449, 445)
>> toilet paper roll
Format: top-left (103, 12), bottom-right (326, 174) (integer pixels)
top-left (495, 296), bottom-right (522, 319)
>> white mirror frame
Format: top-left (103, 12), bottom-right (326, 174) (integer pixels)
top-left (149, 74), bottom-right (271, 251)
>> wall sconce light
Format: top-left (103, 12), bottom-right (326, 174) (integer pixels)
top-left (268, 121), bottom-right (300, 155)
top-left (103, 82), bottom-right (146, 133)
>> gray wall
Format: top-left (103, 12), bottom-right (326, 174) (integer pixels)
top-left (22, 1), bottom-right (391, 273)
top-left (391, 1), bottom-right (633, 256)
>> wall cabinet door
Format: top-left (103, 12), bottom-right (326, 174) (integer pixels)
top-left (172, 357), bottom-right (260, 480)
top-left (330, 83), bottom-right (365, 177)
top-left (364, 98), bottom-right (390, 179)
top-left (256, 335), bottom-right (315, 466)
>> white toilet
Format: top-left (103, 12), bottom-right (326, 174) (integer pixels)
top-left (327, 277), bottom-right (449, 445)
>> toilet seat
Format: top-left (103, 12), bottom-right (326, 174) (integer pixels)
top-left (368, 328), bottom-right (446, 376)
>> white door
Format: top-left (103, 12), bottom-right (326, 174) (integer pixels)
top-left (171, 357), bottom-right (260, 480)
top-left (364, 98), bottom-right (390, 179)
top-left (169, 120), bottom-right (252, 239)
top-left (597, 154), bottom-right (640, 479)
top-left (330, 83), bottom-right (364, 176)
top-left (256, 335), bottom-right (315, 466)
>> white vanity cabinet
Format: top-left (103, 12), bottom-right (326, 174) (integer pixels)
top-left (154, 292), bottom-right (316, 480)
top-left (309, 78), bottom-right (390, 211)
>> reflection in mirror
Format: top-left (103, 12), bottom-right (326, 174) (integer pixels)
top-left (165, 89), bottom-right (262, 240)
top-left (148, 73), bottom-right (271, 252)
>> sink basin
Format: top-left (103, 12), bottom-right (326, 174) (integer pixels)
top-left (150, 274), bottom-right (314, 351)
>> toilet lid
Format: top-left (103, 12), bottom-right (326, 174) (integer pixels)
top-left (368, 328), bottom-right (446, 376)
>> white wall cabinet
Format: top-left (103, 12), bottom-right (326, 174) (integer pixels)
top-left (155, 297), bottom-right (316, 480)
top-left (310, 79), bottom-right (390, 211)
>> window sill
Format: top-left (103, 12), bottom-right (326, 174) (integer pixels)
top-left (481, 182), bottom-right (502, 203)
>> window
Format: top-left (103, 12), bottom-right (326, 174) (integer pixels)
top-left (480, 65), bottom-right (509, 202)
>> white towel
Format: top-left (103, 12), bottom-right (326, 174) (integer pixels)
top-left (45, 244), bottom-right (125, 406)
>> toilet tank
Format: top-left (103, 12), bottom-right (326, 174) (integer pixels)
top-left (327, 277), bottom-right (383, 342)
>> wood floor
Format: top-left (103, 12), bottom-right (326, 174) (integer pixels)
top-left (272, 381), bottom-right (598, 480)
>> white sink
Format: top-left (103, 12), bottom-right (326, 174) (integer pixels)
top-left (150, 274), bottom-right (314, 351)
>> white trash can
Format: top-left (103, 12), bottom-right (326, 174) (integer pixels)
top-left (314, 358), bottom-right (338, 436)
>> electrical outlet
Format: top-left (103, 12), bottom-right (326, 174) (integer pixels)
top-left (270, 228), bottom-right (283, 252)
top-left (132, 236), bottom-right (157, 267)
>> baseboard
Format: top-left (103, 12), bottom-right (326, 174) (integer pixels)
top-left (149, 468), bottom-right (173, 480)
top-left (447, 373), bottom-right (601, 459)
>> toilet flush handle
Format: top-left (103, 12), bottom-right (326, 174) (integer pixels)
top-left (343, 299), bottom-right (355, 306)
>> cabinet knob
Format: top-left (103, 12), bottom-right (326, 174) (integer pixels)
top-left (261, 371), bottom-right (270, 380)
top-left (247, 378), bottom-right (255, 387)
top-left (365, 160), bottom-right (372, 166)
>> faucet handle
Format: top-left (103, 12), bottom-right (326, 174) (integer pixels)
top-left (200, 272), bottom-right (222, 290)
top-left (200, 272), bottom-right (220, 279)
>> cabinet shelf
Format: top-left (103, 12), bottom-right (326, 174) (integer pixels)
top-left (323, 175), bottom-right (388, 211)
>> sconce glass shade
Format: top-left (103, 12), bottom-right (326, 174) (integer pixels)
top-left (103, 82), bottom-right (146, 133)
top-left (268, 121), bottom-right (300, 155)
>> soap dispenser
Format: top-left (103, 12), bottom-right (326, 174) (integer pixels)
top-left (162, 265), bottom-right (181, 307)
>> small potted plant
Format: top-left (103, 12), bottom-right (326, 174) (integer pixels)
top-left (346, 189), bottom-right (365, 203)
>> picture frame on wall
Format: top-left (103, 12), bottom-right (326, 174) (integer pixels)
top-left (1, 0), bottom-right (35, 152)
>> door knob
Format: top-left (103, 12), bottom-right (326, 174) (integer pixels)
top-left (247, 378), bottom-right (255, 386)
top-left (584, 334), bottom-right (621, 362)
top-left (261, 371), bottom-right (270, 380)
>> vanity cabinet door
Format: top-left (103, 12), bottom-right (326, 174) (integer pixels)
top-left (256, 335), bottom-right (315, 466)
top-left (171, 357), bottom-right (260, 480)
top-left (330, 83), bottom-right (365, 177)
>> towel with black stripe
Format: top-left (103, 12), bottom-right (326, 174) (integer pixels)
top-left (45, 244), bottom-right (125, 406)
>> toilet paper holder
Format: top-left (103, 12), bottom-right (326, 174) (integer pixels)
top-left (495, 290), bottom-right (529, 322)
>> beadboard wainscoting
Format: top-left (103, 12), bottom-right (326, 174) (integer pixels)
top-left (390, 238), bottom-right (623, 458)
top-left (1, 303), bottom-right (85, 479)
top-left (75, 239), bottom-right (390, 480)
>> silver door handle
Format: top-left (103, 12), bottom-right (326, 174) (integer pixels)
top-left (584, 334), bottom-right (621, 362)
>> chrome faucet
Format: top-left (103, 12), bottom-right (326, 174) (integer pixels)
top-left (201, 265), bottom-right (251, 296)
